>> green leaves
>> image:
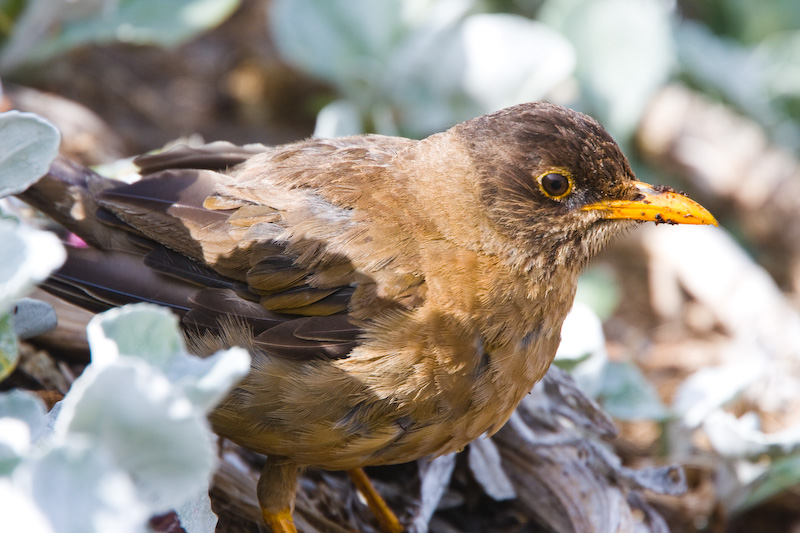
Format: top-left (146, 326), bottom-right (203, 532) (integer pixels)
top-left (0, 111), bottom-right (60, 197)
top-left (1, 304), bottom-right (251, 532)
top-left (270, 0), bottom-right (575, 138)
top-left (0, 0), bottom-right (240, 71)
top-left (541, 0), bottom-right (674, 141)
top-left (0, 221), bottom-right (65, 380)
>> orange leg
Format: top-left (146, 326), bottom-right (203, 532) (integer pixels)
top-left (348, 467), bottom-right (404, 533)
top-left (261, 508), bottom-right (297, 533)
top-left (258, 458), bottom-right (299, 533)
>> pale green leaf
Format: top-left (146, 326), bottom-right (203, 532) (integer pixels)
top-left (0, 220), bottom-right (66, 314)
top-left (86, 304), bottom-right (251, 411)
top-left (0, 313), bottom-right (17, 382)
top-left (599, 361), bottom-right (670, 421)
top-left (544, 0), bottom-right (675, 140)
top-left (54, 358), bottom-right (217, 514)
top-left (26, 438), bottom-right (148, 533)
top-left (738, 454), bottom-right (800, 512)
top-left (0, 111), bottom-right (60, 197)
top-left (1, 0), bottom-right (240, 69)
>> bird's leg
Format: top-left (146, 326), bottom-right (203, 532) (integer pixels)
top-left (258, 457), bottom-right (299, 533)
top-left (348, 467), bottom-right (404, 533)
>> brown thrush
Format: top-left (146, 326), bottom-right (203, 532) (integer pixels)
top-left (19, 102), bottom-right (716, 531)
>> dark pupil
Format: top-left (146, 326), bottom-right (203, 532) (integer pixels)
top-left (542, 173), bottom-right (568, 196)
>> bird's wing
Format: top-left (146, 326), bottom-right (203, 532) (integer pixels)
top-left (44, 137), bottom-right (425, 361)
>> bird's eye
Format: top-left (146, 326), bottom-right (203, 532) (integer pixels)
top-left (537, 171), bottom-right (573, 199)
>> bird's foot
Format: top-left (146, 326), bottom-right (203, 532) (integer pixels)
top-left (348, 467), bottom-right (404, 533)
top-left (262, 507), bottom-right (296, 533)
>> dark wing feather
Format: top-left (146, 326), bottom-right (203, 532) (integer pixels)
top-left (27, 145), bottom-right (377, 361)
top-left (254, 316), bottom-right (358, 360)
top-left (184, 289), bottom-right (286, 334)
top-left (46, 246), bottom-right (198, 313)
top-left (134, 141), bottom-right (269, 174)
top-left (144, 246), bottom-right (236, 290)
top-left (99, 168), bottom-right (232, 220)
top-left (293, 314), bottom-right (361, 342)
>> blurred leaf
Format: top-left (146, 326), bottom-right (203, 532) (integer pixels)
top-left (0, 0), bottom-right (240, 70)
top-left (0, 220), bottom-right (65, 315)
top-left (758, 30), bottom-right (800, 96)
top-left (459, 14), bottom-right (574, 111)
top-left (575, 267), bottom-right (620, 320)
top-left (0, 389), bottom-right (46, 442)
top-left (0, 478), bottom-right (54, 533)
top-left (11, 297), bottom-right (57, 339)
top-left (672, 360), bottom-right (764, 429)
top-left (0, 304), bottom-right (248, 531)
top-left (54, 358), bottom-right (217, 514)
top-left (0, 0), bottom-right (26, 40)
top-left (0, 219), bottom-right (65, 382)
top-left (704, 411), bottom-right (800, 460)
top-left (55, 304), bottom-right (250, 513)
top-left (271, 1), bottom-right (575, 137)
top-left (599, 361), bottom-right (669, 421)
top-left (0, 417), bottom-right (27, 475)
top-left (87, 303), bottom-right (185, 367)
top-left (314, 99), bottom-right (364, 138)
top-left (0, 392), bottom-right (44, 486)
top-left (687, 0), bottom-right (800, 45)
top-left (270, 0), bottom-right (474, 136)
top-left (270, 0), bottom-right (414, 84)
top-left (86, 304), bottom-right (251, 411)
top-left (176, 489), bottom-right (219, 533)
top-left (0, 313), bottom-right (18, 382)
top-left (0, 111), bottom-right (60, 197)
top-left (554, 302), bottom-right (607, 398)
top-left (677, 21), bottom-right (771, 117)
top-left (677, 20), bottom-right (800, 149)
top-left (754, 30), bottom-right (800, 141)
top-left (542, 0), bottom-right (675, 140)
top-left (26, 438), bottom-right (149, 533)
top-left (738, 453), bottom-right (800, 512)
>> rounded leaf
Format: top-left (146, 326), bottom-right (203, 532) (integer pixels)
top-left (0, 111), bottom-right (60, 197)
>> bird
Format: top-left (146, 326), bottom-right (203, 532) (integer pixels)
top-left (18, 102), bottom-right (717, 532)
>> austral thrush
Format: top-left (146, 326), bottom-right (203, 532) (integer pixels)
top-left (18, 102), bottom-right (717, 532)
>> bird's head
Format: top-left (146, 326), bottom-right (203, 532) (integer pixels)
top-left (450, 102), bottom-right (717, 274)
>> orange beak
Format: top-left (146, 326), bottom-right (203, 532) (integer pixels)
top-left (581, 181), bottom-right (718, 226)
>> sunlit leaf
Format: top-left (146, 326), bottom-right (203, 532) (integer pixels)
top-left (86, 304), bottom-right (251, 411)
top-left (0, 304), bottom-right (250, 528)
top-left (459, 14), bottom-right (574, 111)
top-left (673, 360), bottom-right (765, 429)
top-left (313, 99), bottom-right (364, 138)
top-left (554, 302), bottom-right (608, 398)
top-left (25, 438), bottom-right (148, 533)
top-left (0, 220), bottom-right (65, 315)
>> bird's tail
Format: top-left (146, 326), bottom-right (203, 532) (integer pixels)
top-left (17, 145), bottom-right (350, 359)
top-left (17, 156), bottom-right (134, 252)
top-left (16, 145), bottom-right (258, 316)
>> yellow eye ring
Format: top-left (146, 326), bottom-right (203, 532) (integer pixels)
top-left (536, 169), bottom-right (573, 200)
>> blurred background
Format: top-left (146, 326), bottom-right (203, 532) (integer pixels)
top-left (1, 0), bottom-right (800, 531)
